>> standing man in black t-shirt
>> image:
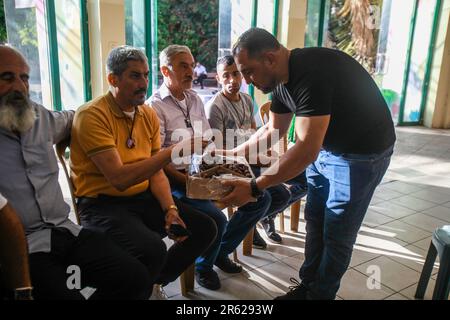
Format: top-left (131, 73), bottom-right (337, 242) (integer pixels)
top-left (218, 28), bottom-right (396, 300)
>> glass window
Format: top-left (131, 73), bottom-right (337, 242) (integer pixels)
top-left (54, 0), bottom-right (85, 110)
top-left (402, 0), bottom-right (437, 123)
top-left (375, 0), bottom-right (415, 124)
top-left (257, 0), bottom-right (274, 33)
top-left (125, 0), bottom-right (145, 50)
top-left (4, 0), bottom-right (51, 107)
top-left (305, 0), bottom-right (322, 47)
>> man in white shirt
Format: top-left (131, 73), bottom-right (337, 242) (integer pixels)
top-left (193, 62), bottom-right (208, 89)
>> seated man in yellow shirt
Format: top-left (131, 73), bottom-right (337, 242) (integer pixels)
top-left (70, 46), bottom-right (217, 298)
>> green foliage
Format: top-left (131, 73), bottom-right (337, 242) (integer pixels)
top-left (0, 0), bottom-right (7, 42)
top-left (158, 0), bottom-right (219, 71)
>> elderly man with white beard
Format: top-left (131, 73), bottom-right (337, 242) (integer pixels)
top-left (0, 45), bottom-right (154, 300)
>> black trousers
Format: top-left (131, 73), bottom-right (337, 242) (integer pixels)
top-left (194, 74), bottom-right (208, 88)
top-left (29, 227), bottom-right (152, 300)
top-left (77, 192), bottom-right (217, 286)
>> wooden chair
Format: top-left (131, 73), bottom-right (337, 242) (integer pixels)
top-left (259, 101), bottom-right (303, 233)
top-left (55, 141), bottom-right (195, 297)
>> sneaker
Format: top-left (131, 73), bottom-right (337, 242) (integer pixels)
top-left (274, 278), bottom-right (308, 300)
top-left (214, 256), bottom-right (243, 273)
top-left (195, 270), bottom-right (221, 290)
top-left (261, 217), bottom-right (282, 244)
top-left (252, 228), bottom-right (267, 249)
top-left (149, 284), bottom-right (168, 300)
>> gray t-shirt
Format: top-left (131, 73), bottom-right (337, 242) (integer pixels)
top-left (206, 92), bottom-right (255, 148)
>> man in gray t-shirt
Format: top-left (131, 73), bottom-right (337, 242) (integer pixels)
top-left (206, 55), bottom-right (290, 246)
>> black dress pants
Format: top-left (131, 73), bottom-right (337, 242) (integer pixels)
top-left (77, 192), bottom-right (217, 286)
top-left (29, 227), bottom-right (152, 300)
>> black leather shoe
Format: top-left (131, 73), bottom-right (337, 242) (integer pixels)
top-left (214, 256), bottom-right (243, 273)
top-left (274, 278), bottom-right (309, 300)
top-left (261, 217), bottom-right (282, 243)
top-left (253, 228), bottom-right (267, 249)
top-left (195, 270), bottom-right (221, 290)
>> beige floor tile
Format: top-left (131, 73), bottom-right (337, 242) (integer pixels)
top-left (337, 269), bottom-right (394, 300)
top-left (363, 209), bottom-right (395, 228)
top-left (411, 237), bottom-right (433, 251)
top-left (354, 256), bottom-right (420, 292)
top-left (349, 249), bottom-right (380, 268)
top-left (370, 195), bottom-right (384, 205)
top-left (386, 244), bottom-right (439, 274)
top-left (234, 247), bottom-right (279, 271)
top-left (280, 254), bottom-right (304, 270)
top-left (384, 293), bottom-right (410, 300)
top-left (420, 206), bottom-right (450, 223)
top-left (401, 213), bottom-right (448, 233)
top-left (244, 260), bottom-right (299, 298)
top-left (399, 278), bottom-right (448, 300)
top-left (184, 273), bottom-right (274, 300)
top-left (443, 201), bottom-right (450, 208)
top-left (382, 181), bottom-right (424, 195)
top-left (354, 230), bottom-right (408, 257)
top-left (370, 201), bottom-right (416, 219)
top-left (375, 220), bottom-right (431, 244)
top-left (264, 234), bottom-right (306, 260)
top-left (410, 189), bottom-right (450, 205)
top-left (391, 195), bottom-right (437, 212)
top-left (373, 187), bottom-right (404, 201)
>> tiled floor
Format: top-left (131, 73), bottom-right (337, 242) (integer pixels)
top-left (60, 126), bottom-right (450, 300)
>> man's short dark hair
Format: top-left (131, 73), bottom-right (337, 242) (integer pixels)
top-left (216, 55), bottom-right (235, 68)
top-left (232, 28), bottom-right (280, 59)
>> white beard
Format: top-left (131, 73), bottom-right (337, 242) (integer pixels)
top-left (0, 94), bottom-right (36, 133)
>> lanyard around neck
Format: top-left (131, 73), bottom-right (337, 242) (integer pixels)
top-left (171, 93), bottom-right (193, 129)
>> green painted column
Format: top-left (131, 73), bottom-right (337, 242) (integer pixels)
top-left (80, 0), bottom-right (92, 102)
top-left (45, 0), bottom-right (62, 111)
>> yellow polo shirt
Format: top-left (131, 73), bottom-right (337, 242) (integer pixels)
top-left (70, 92), bottom-right (161, 197)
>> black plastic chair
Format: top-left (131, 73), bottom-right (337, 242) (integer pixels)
top-left (415, 225), bottom-right (450, 300)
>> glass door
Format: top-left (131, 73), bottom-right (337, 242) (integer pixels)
top-left (400, 0), bottom-right (440, 124)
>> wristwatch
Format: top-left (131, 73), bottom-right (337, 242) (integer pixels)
top-left (165, 204), bottom-right (179, 214)
top-left (14, 287), bottom-right (33, 300)
top-left (250, 178), bottom-right (264, 199)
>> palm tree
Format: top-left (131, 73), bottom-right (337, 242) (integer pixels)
top-left (327, 0), bottom-right (382, 74)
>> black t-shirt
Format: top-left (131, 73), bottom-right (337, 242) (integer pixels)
top-left (271, 48), bottom-right (396, 154)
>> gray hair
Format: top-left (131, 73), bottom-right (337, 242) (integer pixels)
top-left (106, 45), bottom-right (148, 76)
top-left (159, 45), bottom-right (192, 67)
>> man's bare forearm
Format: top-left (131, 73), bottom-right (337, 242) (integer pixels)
top-left (150, 170), bottom-right (176, 211)
top-left (163, 163), bottom-right (187, 187)
top-left (99, 146), bottom-right (176, 192)
top-left (0, 204), bottom-right (32, 290)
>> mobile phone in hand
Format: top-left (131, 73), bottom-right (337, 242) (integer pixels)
top-left (169, 224), bottom-right (192, 237)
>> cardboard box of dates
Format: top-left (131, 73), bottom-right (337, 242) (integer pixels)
top-left (186, 153), bottom-right (254, 200)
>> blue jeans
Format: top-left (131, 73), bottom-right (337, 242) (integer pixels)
top-left (251, 166), bottom-right (292, 220)
top-left (299, 145), bottom-right (394, 299)
top-left (172, 186), bottom-right (271, 273)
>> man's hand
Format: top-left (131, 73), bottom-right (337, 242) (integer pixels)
top-left (220, 180), bottom-right (257, 207)
top-left (165, 209), bottom-right (188, 243)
